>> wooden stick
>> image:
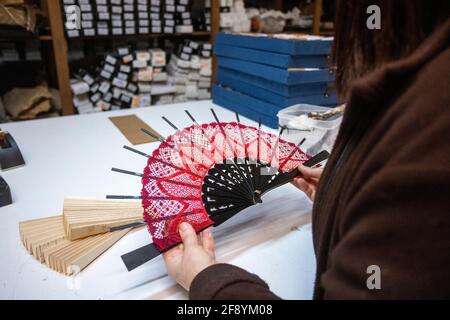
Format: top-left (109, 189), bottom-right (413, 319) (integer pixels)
top-left (19, 214), bottom-right (132, 275)
top-left (63, 198), bottom-right (142, 240)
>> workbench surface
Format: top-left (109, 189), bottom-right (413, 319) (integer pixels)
top-left (0, 100), bottom-right (316, 299)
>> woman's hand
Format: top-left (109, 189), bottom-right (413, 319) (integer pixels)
top-left (163, 222), bottom-right (216, 290)
top-left (292, 164), bottom-right (323, 201)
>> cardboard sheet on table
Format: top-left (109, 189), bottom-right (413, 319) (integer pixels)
top-left (109, 115), bottom-right (163, 145)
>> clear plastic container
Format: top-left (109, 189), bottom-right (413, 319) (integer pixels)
top-left (277, 104), bottom-right (343, 155)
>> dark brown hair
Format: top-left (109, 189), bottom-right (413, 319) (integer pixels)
top-left (332, 0), bottom-right (450, 99)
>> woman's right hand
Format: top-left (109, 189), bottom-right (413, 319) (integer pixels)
top-left (292, 164), bottom-right (323, 201)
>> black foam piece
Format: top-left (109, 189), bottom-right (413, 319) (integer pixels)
top-left (0, 176), bottom-right (12, 207)
top-left (121, 243), bottom-right (161, 271)
top-left (0, 133), bottom-right (25, 170)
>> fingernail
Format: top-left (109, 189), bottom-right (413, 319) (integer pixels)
top-left (204, 229), bottom-right (211, 237)
top-left (179, 222), bottom-right (189, 233)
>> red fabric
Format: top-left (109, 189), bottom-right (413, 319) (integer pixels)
top-left (141, 122), bottom-right (308, 252)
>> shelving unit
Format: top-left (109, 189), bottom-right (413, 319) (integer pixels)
top-left (32, 0), bottom-right (221, 116)
top-left (1, 0), bottom-right (329, 117)
top-left (312, 0), bottom-right (334, 36)
top-left (0, 0), bottom-right (220, 115)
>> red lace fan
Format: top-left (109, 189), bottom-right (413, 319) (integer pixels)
top-left (108, 109), bottom-right (329, 270)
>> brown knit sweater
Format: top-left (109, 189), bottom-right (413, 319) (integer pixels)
top-left (189, 18), bottom-right (450, 300)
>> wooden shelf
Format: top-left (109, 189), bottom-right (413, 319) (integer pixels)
top-left (67, 31), bottom-right (211, 41)
top-left (38, 35), bottom-right (52, 41)
top-left (0, 28), bottom-right (50, 41)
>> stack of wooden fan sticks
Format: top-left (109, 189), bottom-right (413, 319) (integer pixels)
top-left (19, 198), bottom-right (143, 276)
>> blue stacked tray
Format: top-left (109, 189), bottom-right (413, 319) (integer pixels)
top-left (213, 32), bottom-right (337, 128)
top-left (215, 32), bottom-right (333, 55)
top-left (216, 68), bottom-right (337, 108)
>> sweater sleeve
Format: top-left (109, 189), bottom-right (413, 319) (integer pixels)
top-left (321, 112), bottom-right (450, 299)
top-left (189, 263), bottom-right (281, 300)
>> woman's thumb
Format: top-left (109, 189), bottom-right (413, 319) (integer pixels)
top-left (298, 164), bottom-right (323, 179)
top-left (179, 222), bottom-right (199, 247)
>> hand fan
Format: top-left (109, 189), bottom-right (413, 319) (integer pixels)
top-left (108, 109), bottom-right (329, 270)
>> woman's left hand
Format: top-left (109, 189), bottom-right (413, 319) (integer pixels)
top-left (162, 222), bottom-right (216, 290)
top-left (292, 164), bottom-right (323, 201)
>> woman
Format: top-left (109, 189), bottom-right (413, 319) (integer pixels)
top-left (163, 0), bottom-right (450, 299)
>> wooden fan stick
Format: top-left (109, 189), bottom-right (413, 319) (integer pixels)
top-left (123, 145), bottom-right (150, 158)
top-left (210, 109), bottom-right (244, 164)
top-left (160, 115), bottom-right (196, 166)
top-left (262, 137), bottom-right (308, 190)
top-left (106, 195), bottom-right (201, 201)
top-left (118, 153), bottom-right (246, 200)
top-left (264, 150), bottom-right (331, 193)
top-left (160, 116), bottom-right (215, 170)
top-left (112, 169), bottom-right (246, 201)
top-left (62, 198), bottom-right (144, 239)
top-left (162, 116), bottom-right (231, 191)
top-left (148, 158), bottom-right (253, 204)
top-left (205, 187), bottom-right (254, 202)
top-left (161, 116), bottom-right (178, 131)
top-left (279, 137), bottom-right (307, 170)
top-left (210, 109), bottom-right (255, 197)
top-left (109, 221), bottom-right (145, 231)
top-left (111, 209), bottom-right (205, 228)
top-left (254, 118), bottom-right (263, 190)
top-left (125, 140), bottom-right (205, 181)
top-left (140, 128), bottom-right (197, 167)
top-left (205, 168), bottom-right (253, 198)
top-left (183, 110), bottom-right (256, 196)
top-left (206, 163), bottom-right (257, 197)
top-left (112, 167), bottom-right (214, 190)
top-left (162, 115), bottom-right (214, 167)
top-left (257, 118), bottom-right (262, 162)
top-left (122, 144), bottom-right (251, 199)
top-left (111, 167), bottom-right (143, 177)
top-left (183, 110), bottom-right (224, 163)
top-left (150, 209), bottom-right (206, 224)
top-left (267, 126), bottom-right (286, 167)
top-left (256, 126), bottom-right (287, 192)
top-left (185, 110), bottom-right (199, 125)
top-left (107, 195), bottom-right (142, 200)
top-left (123, 145), bottom-right (217, 189)
top-left (206, 186), bottom-right (254, 202)
top-left (299, 137), bottom-right (306, 146)
top-left (140, 128), bottom-right (181, 155)
top-left (143, 175), bottom-right (199, 188)
top-left (151, 157), bottom-right (203, 179)
top-left (111, 167), bottom-right (220, 195)
top-left (141, 127), bottom-right (210, 176)
top-left (141, 128), bottom-right (165, 143)
top-left (20, 215), bottom-right (132, 275)
top-left (234, 112), bottom-right (255, 192)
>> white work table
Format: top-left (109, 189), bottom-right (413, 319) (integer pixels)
top-left (0, 100), bottom-right (316, 299)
